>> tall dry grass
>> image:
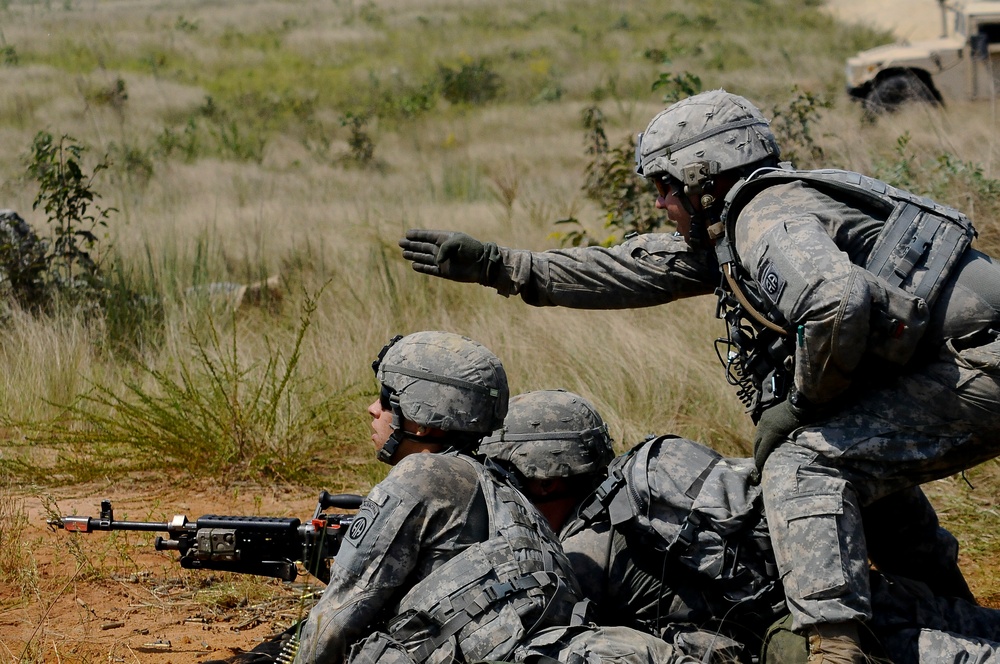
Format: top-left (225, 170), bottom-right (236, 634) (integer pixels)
top-left (0, 0), bottom-right (993, 500)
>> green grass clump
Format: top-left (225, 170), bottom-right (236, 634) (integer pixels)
top-left (31, 289), bottom-right (360, 484)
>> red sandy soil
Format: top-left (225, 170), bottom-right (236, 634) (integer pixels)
top-left (2, 479), bottom-right (332, 663)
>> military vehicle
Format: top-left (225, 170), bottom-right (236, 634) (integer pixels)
top-left (845, 0), bottom-right (1000, 112)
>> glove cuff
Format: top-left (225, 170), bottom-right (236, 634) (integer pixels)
top-left (481, 242), bottom-right (502, 287)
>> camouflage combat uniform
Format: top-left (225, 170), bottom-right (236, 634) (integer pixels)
top-left (475, 172), bottom-right (1000, 631)
top-left (295, 451), bottom-right (695, 664)
top-left (295, 451), bottom-right (582, 663)
top-left (562, 436), bottom-right (1000, 662)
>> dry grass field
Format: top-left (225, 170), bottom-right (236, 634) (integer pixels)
top-left (0, 0), bottom-right (998, 660)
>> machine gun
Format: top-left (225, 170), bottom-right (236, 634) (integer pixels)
top-left (48, 490), bottom-right (362, 584)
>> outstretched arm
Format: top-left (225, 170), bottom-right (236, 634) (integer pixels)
top-left (400, 229), bottom-right (718, 308)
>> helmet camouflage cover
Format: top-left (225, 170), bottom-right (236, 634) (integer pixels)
top-left (635, 89), bottom-right (779, 183)
top-left (373, 331), bottom-right (508, 434)
top-left (479, 389), bottom-right (614, 479)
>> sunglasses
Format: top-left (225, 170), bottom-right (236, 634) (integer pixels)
top-left (653, 178), bottom-right (680, 199)
top-left (379, 384), bottom-right (395, 410)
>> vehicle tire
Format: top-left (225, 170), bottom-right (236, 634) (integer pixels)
top-left (863, 73), bottom-right (937, 115)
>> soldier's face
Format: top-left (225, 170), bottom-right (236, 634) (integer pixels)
top-left (368, 397), bottom-right (394, 452)
top-left (654, 178), bottom-right (693, 242)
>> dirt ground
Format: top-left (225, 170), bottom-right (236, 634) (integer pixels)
top-left (5, 478), bottom-right (999, 663)
top-left (2, 480), bottom-right (333, 663)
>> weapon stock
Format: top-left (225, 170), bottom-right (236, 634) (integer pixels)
top-left (49, 491), bottom-right (363, 583)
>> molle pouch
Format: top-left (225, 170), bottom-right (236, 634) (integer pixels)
top-left (862, 270), bottom-right (930, 366)
top-left (864, 201), bottom-right (973, 367)
top-left (865, 201), bottom-right (973, 309)
top-left (347, 632), bottom-right (420, 664)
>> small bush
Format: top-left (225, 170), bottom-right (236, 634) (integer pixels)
top-left (86, 77), bottom-right (128, 112)
top-left (438, 59), bottom-right (503, 105)
top-left (175, 15), bottom-right (199, 33)
top-left (652, 70), bottom-right (702, 103)
top-left (340, 112), bottom-right (377, 168)
top-left (552, 106), bottom-right (661, 247)
top-left (871, 132), bottom-right (1000, 255)
top-left (26, 131), bottom-right (114, 307)
top-left (769, 87), bottom-right (831, 169)
top-left (1, 45), bottom-right (17, 66)
top-left (155, 118), bottom-right (200, 162)
top-left (108, 141), bottom-right (155, 187)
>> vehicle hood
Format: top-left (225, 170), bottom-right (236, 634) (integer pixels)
top-left (847, 37), bottom-right (966, 66)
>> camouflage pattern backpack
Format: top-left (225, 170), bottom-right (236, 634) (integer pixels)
top-left (576, 436), bottom-right (785, 627)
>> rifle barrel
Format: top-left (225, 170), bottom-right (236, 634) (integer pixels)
top-left (59, 516), bottom-right (169, 533)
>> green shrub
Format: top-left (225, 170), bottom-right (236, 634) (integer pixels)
top-left (33, 287), bottom-right (357, 483)
top-left (26, 131), bottom-right (114, 306)
top-left (339, 112), bottom-right (377, 167)
top-left (552, 106), bottom-right (661, 247)
top-left (652, 70), bottom-right (702, 103)
top-left (85, 77), bottom-right (128, 112)
top-left (871, 132), bottom-right (1000, 255)
top-left (438, 59), bottom-right (503, 105)
top-left (1, 45), bottom-right (17, 66)
top-left (768, 87), bottom-right (832, 169)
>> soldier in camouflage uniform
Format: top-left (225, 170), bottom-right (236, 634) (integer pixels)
top-left (399, 89), bottom-right (1000, 663)
top-left (294, 332), bottom-right (695, 664)
top-left (481, 390), bottom-right (1000, 663)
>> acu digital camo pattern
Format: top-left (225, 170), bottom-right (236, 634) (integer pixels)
top-left (400, 89), bottom-right (1000, 648)
top-left (375, 331), bottom-right (508, 434)
top-left (474, 140), bottom-right (1000, 635)
top-left (511, 624), bottom-right (713, 664)
top-left (562, 436), bottom-right (784, 651)
top-left (478, 389), bottom-right (615, 480)
top-left (382, 455), bottom-right (582, 663)
top-left (635, 89), bottom-right (779, 182)
top-left (559, 438), bottom-right (1000, 662)
top-left (296, 452), bottom-right (584, 664)
top-left (761, 328), bottom-right (1000, 629)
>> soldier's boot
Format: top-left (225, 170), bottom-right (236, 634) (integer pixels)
top-left (806, 621), bottom-right (865, 664)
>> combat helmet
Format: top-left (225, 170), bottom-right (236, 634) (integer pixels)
top-left (372, 331), bottom-right (509, 463)
top-left (479, 389), bottom-right (614, 481)
top-left (635, 89), bottom-right (779, 185)
top-left (635, 90), bottom-right (779, 247)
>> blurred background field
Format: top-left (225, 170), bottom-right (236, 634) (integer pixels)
top-left (0, 0), bottom-right (998, 656)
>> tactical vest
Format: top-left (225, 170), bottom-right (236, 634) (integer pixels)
top-left (575, 437), bottom-right (782, 628)
top-left (712, 166), bottom-right (976, 415)
top-left (380, 458), bottom-right (583, 664)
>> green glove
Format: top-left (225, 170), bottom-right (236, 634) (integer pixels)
top-left (399, 229), bottom-right (502, 285)
top-left (753, 398), bottom-right (807, 472)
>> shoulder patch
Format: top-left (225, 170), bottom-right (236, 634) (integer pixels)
top-left (346, 497), bottom-right (382, 545)
top-left (757, 259), bottom-right (786, 305)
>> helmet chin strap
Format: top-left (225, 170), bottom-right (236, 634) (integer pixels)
top-left (678, 160), bottom-right (722, 250)
top-left (378, 429), bottom-right (427, 463)
top-left (378, 392), bottom-right (423, 464)
top-left (677, 189), bottom-right (718, 250)
top-left (377, 392), bottom-right (471, 463)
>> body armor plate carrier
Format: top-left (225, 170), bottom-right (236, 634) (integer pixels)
top-left (712, 166), bottom-right (976, 417)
